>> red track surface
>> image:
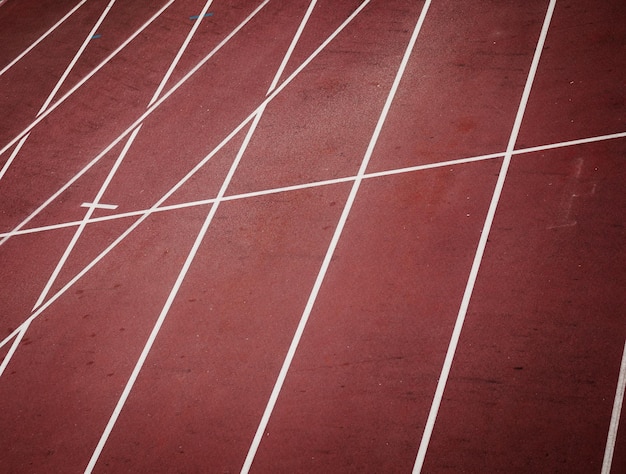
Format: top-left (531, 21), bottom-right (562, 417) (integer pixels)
top-left (0, 0), bottom-right (624, 472)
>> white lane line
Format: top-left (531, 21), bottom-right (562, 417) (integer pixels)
top-left (3, 128), bottom-right (625, 239)
top-left (81, 202), bottom-right (118, 210)
top-left (412, 1), bottom-right (557, 472)
top-left (0, 0), bottom-right (88, 77)
top-left (0, 327), bottom-right (22, 351)
top-left (41, 0), bottom-right (117, 114)
top-left (31, 0), bottom-right (215, 311)
top-left (0, 322), bottom-right (30, 377)
top-left (0, 0), bottom-right (117, 184)
top-left (512, 130), bottom-right (626, 155)
top-left (84, 2), bottom-right (316, 471)
top-left (0, 0), bottom-right (258, 247)
top-left (146, 0), bottom-right (214, 106)
top-left (0, 0), bottom-right (176, 160)
top-left (602, 340), bottom-right (626, 474)
top-left (0, 0), bottom-right (368, 353)
top-left (240, 1), bottom-right (431, 472)
top-left (265, 0), bottom-right (317, 92)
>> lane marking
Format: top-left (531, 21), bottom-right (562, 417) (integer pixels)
top-left (189, 13), bottom-right (213, 20)
top-left (512, 130), bottom-right (626, 155)
top-left (80, 202), bottom-right (119, 210)
top-left (602, 340), bottom-right (626, 474)
top-left (85, 2), bottom-right (317, 471)
top-left (32, 0), bottom-right (216, 311)
top-left (0, 0), bottom-right (117, 183)
top-left (0, 322), bottom-right (30, 377)
top-left (0, 327), bottom-right (21, 351)
top-left (0, 0), bottom-right (177, 160)
top-left (241, 1), bottom-right (431, 471)
top-left (0, 0), bottom-right (88, 77)
top-left (2, 129), bottom-right (624, 240)
top-left (412, 1), bottom-right (557, 471)
top-left (42, 0), bottom-right (115, 114)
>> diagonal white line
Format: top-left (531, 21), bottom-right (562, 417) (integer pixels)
top-left (41, 0), bottom-right (117, 114)
top-left (412, 1), bottom-right (557, 472)
top-left (512, 130), bottom-right (626, 155)
top-left (0, 322), bottom-right (30, 377)
top-left (84, 1), bottom-right (316, 471)
top-left (602, 340), bottom-right (626, 474)
top-left (3, 128), bottom-right (625, 240)
top-left (265, 0), bottom-right (317, 93)
top-left (147, 0), bottom-right (214, 106)
top-left (32, 0), bottom-right (215, 311)
top-left (0, 0), bottom-right (117, 184)
top-left (0, 0), bottom-right (88, 77)
top-left (0, 327), bottom-right (21, 351)
top-left (240, 1), bottom-right (431, 472)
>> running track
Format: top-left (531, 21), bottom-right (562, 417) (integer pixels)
top-left (0, 0), bottom-right (625, 472)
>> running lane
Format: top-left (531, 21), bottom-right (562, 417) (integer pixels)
top-left (85, 1), bottom-right (411, 471)
top-left (366, 0), bottom-right (551, 173)
top-left (246, 0), bottom-right (551, 472)
top-left (421, 0), bottom-right (626, 471)
top-left (422, 140), bottom-right (626, 473)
